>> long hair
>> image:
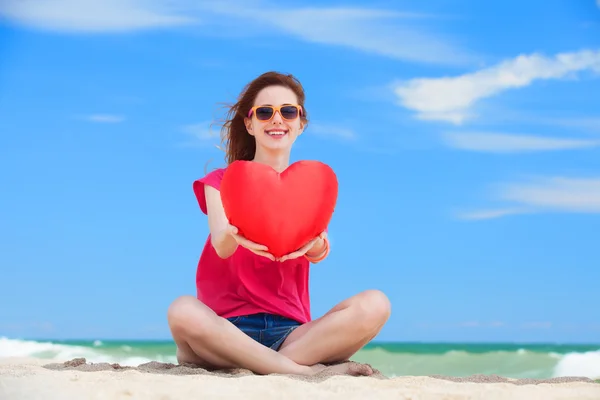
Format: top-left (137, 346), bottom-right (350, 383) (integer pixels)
top-left (219, 71), bottom-right (309, 165)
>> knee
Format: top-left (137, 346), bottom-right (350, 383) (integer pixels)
top-left (167, 295), bottom-right (209, 337)
top-left (352, 290), bottom-right (391, 329)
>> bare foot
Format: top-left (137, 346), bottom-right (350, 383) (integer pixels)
top-left (310, 361), bottom-right (373, 377)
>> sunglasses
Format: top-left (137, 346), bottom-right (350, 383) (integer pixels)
top-left (247, 104), bottom-right (303, 122)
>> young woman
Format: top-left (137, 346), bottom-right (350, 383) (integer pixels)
top-left (167, 71), bottom-right (391, 376)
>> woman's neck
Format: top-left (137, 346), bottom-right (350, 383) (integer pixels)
top-left (252, 148), bottom-right (290, 173)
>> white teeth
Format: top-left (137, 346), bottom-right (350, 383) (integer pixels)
top-left (267, 130), bottom-right (286, 136)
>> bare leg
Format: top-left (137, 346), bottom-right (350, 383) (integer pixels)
top-left (167, 296), bottom-right (316, 375)
top-left (278, 290), bottom-right (391, 369)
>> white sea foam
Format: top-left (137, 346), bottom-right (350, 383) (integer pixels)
top-left (0, 337), bottom-right (89, 360)
top-left (553, 350), bottom-right (600, 379)
top-left (0, 337), bottom-right (176, 366)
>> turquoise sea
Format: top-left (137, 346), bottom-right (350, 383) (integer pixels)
top-left (2, 337), bottom-right (599, 379)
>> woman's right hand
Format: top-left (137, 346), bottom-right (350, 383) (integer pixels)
top-left (227, 224), bottom-right (275, 261)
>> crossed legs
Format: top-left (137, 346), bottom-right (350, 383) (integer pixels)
top-left (167, 290), bottom-right (391, 376)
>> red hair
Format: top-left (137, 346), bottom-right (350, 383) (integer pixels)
top-left (219, 71), bottom-right (309, 164)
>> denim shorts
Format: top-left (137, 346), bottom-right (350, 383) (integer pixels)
top-left (226, 313), bottom-right (301, 351)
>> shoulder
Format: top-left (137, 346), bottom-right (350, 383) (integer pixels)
top-left (194, 167), bottom-right (226, 190)
top-left (193, 167), bottom-right (227, 214)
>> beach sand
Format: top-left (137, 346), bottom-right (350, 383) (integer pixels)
top-left (1, 357), bottom-right (599, 400)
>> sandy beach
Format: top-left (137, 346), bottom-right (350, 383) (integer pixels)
top-left (1, 357), bottom-right (598, 400)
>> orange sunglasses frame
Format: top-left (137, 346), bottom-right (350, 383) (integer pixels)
top-left (247, 104), bottom-right (303, 121)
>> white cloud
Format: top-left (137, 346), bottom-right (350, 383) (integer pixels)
top-left (0, 0), bottom-right (194, 32)
top-left (182, 122), bottom-right (212, 140)
top-left (500, 177), bottom-right (600, 212)
top-left (309, 123), bottom-right (357, 141)
top-left (549, 117), bottom-right (600, 133)
top-left (180, 121), bottom-right (221, 147)
top-left (394, 49), bottom-right (600, 124)
top-left (457, 208), bottom-right (530, 221)
top-left (0, 1), bottom-right (475, 66)
top-left (521, 322), bottom-right (552, 329)
top-left (85, 114), bottom-right (125, 123)
top-left (240, 7), bottom-right (474, 66)
top-left (442, 132), bottom-right (600, 153)
top-left (460, 177), bottom-right (600, 220)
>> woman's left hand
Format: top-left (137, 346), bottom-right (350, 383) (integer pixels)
top-left (277, 231), bottom-right (327, 262)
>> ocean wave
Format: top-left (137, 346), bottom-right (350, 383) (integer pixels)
top-left (2, 337), bottom-right (599, 379)
top-left (0, 337), bottom-right (176, 366)
top-left (354, 346), bottom-right (600, 379)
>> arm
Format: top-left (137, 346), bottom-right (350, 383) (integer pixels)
top-left (205, 185), bottom-right (238, 259)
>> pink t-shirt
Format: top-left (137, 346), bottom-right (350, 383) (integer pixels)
top-left (192, 167), bottom-right (312, 324)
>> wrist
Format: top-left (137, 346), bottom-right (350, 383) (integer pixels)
top-left (305, 238), bottom-right (325, 257)
top-left (211, 228), bottom-right (238, 259)
top-left (305, 237), bottom-right (329, 263)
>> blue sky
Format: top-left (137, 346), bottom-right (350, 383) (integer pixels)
top-left (1, 0), bottom-right (599, 344)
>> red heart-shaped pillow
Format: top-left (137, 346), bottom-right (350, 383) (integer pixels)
top-left (220, 160), bottom-right (338, 258)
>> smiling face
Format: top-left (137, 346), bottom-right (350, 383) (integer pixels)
top-left (244, 85), bottom-right (305, 153)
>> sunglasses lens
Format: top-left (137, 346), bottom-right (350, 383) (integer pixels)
top-left (281, 106), bottom-right (299, 119)
top-left (253, 105), bottom-right (300, 120)
top-left (255, 107), bottom-right (274, 120)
